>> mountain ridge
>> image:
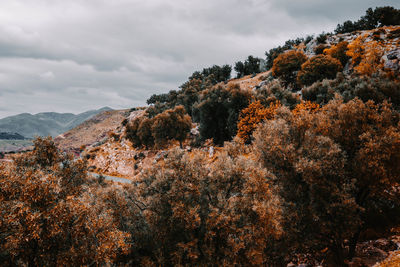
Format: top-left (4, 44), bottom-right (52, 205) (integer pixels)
top-left (0, 107), bottom-right (113, 138)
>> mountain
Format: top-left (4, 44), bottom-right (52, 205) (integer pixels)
top-left (0, 132), bottom-right (25, 140)
top-left (0, 107), bottom-right (112, 138)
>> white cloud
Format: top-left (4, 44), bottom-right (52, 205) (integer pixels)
top-left (0, 0), bottom-right (399, 117)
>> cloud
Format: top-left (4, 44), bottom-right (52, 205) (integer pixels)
top-left (0, 0), bottom-right (399, 117)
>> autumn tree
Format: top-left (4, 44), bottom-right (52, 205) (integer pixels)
top-left (237, 100), bottom-right (281, 143)
top-left (292, 100), bottom-right (320, 116)
top-left (253, 97), bottom-right (400, 264)
top-left (297, 55), bottom-right (343, 87)
top-left (271, 50), bottom-right (308, 88)
top-left (151, 105), bottom-right (192, 148)
top-left (134, 143), bottom-right (281, 265)
top-left (0, 137), bottom-right (131, 266)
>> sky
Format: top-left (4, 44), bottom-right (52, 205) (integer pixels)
top-left (0, 0), bottom-right (399, 118)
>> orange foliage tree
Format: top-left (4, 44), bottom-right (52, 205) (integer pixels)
top-left (0, 137), bottom-right (131, 266)
top-left (135, 143), bottom-right (281, 265)
top-left (253, 97), bottom-right (400, 265)
top-left (271, 50), bottom-right (308, 87)
top-left (237, 100), bottom-right (281, 143)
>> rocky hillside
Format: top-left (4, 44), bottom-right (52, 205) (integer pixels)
top-left (55, 109), bottom-right (136, 155)
top-left (0, 107), bottom-right (112, 138)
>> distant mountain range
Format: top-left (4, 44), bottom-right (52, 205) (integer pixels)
top-left (0, 107), bottom-right (112, 138)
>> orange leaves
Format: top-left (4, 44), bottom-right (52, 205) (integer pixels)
top-left (346, 35), bottom-right (384, 75)
top-left (237, 100), bottom-right (281, 143)
top-left (292, 101), bottom-right (320, 116)
top-left (0, 137), bottom-right (131, 266)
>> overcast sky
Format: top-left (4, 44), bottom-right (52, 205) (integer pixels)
top-left (0, 0), bottom-right (399, 118)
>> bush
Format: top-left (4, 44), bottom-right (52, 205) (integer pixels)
top-left (237, 100), bottom-right (280, 144)
top-left (271, 50), bottom-right (308, 88)
top-left (0, 137), bottom-right (131, 265)
top-left (297, 55), bottom-right (342, 87)
top-left (323, 41), bottom-right (350, 66)
top-left (302, 73), bottom-right (400, 108)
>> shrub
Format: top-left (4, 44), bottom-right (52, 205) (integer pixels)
top-left (271, 50), bottom-right (308, 88)
top-left (297, 55), bottom-right (342, 87)
top-left (302, 73), bottom-right (400, 108)
top-left (323, 41), bottom-right (350, 66)
top-left (237, 100), bottom-right (280, 143)
top-left (0, 137), bottom-right (131, 265)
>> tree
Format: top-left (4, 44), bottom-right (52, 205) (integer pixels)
top-left (297, 55), bottom-right (342, 87)
top-left (0, 137), bottom-right (130, 266)
top-left (193, 84), bottom-right (251, 145)
top-left (134, 144), bottom-right (281, 265)
top-left (151, 105), bottom-right (192, 148)
top-left (335, 6), bottom-right (400, 34)
top-left (271, 50), bottom-right (308, 88)
top-left (253, 97), bottom-right (400, 264)
top-left (234, 55), bottom-right (261, 78)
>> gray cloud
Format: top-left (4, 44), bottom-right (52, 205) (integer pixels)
top-left (0, 0), bottom-right (399, 117)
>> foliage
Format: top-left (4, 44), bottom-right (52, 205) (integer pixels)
top-left (323, 41), bottom-right (351, 66)
top-left (234, 55), bottom-right (261, 78)
top-left (135, 144), bottom-right (281, 265)
top-left (265, 37), bottom-right (306, 69)
top-left (237, 100), bottom-right (281, 143)
top-left (126, 106), bottom-right (192, 149)
top-left (193, 84), bottom-right (251, 145)
top-left (302, 72), bottom-right (400, 108)
top-left (335, 6), bottom-right (400, 34)
top-left (254, 80), bottom-right (300, 109)
top-left (0, 137), bottom-right (130, 266)
top-left (253, 97), bottom-right (400, 264)
top-left (297, 55), bottom-right (343, 87)
top-left (271, 50), bottom-right (308, 88)
top-left (151, 105), bottom-right (192, 148)
top-left (292, 100), bottom-right (320, 116)
top-left (346, 37), bottom-right (384, 75)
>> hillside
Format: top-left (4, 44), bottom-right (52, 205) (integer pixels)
top-left (54, 109), bottom-right (135, 154)
top-left (0, 107), bottom-right (112, 138)
top-left (2, 6), bottom-right (400, 267)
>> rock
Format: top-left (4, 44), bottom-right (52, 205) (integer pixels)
top-left (208, 146), bottom-right (214, 157)
top-left (387, 49), bottom-right (400, 60)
